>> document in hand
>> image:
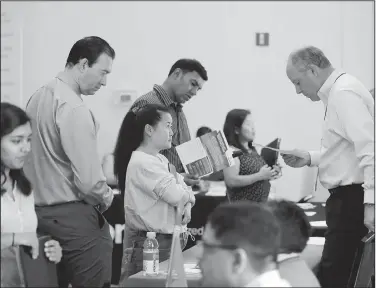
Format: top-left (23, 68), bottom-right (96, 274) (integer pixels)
top-left (175, 130), bottom-right (234, 178)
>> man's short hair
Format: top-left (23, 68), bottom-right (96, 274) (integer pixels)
top-left (290, 46), bottom-right (331, 71)
top-left (207, 201), bottom-right (280, 272)
top-left (66, 36), bottom-right (115, 68)
top-left (265, 200), bottom-right (311, 254)
top-left (168, 58), bottom-right (208, 81)
top-left (196, 126), bottom-right (212, 137)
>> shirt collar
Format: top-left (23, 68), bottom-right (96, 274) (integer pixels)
top-left (245, 270), bottom-right (290, 287)
top-left (56, 71), bottom-right (82, 100)
top-left (277, 252), bottom-right (300, 263)
top-left (153, 84), bottom-right (175, 107)
top-left (317, 69), bottom-right (345, 105)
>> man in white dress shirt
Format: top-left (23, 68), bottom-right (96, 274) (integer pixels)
top-left (282, 46), bottom-right (374, 288)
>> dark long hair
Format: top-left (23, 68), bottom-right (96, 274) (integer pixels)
top-left (113, 104), bottom-right (170, 196)
top-left (1, 102), bottom-right (32, 196)
top-left (223, 109), bottom-right (254, 153)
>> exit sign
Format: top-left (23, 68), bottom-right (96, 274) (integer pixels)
top-left (256, 33), bottom-right (269, 46)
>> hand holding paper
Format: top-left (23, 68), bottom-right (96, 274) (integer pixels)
top-left (270, 164), bottom-right (283, 180)
top-left (258, 165), bottom-right (276, 180)
top-left (253, 142), bottom-right (296, 155)
top-left (257, 143), bottom-right (311, 168)
top-left (281, 149), bottom-right (311, 168)
top-left (181, 173), bottom-right (200, 186)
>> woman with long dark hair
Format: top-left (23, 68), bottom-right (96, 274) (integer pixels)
top-left (223, 109), bottom-right (282, 202)
top-left (114, 104), bottom-right (195, 282)
top-left (1, 102), bottom-right (62, 287)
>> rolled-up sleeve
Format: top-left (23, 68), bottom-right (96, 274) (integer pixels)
top-left (58, 105), bottom-right (113, 211)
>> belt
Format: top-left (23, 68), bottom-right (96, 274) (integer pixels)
top-left (328, 183), bottom-right (363, 195)
top-left (35, 200), bottom-right (84, 208)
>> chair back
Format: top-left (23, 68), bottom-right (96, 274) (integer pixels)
top-left (348, 232), bottom-right (375, 288)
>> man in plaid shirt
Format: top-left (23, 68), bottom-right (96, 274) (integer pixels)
top-left (130, 58), bottom-right (208, 186)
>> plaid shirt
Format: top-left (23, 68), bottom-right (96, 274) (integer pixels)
top-left (130, 85), bottom-right (191, 173)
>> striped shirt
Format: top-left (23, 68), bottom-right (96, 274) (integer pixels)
top-left (130, 85), bottom-right (191, 173)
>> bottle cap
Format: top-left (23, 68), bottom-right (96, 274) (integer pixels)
top-left (146, 232), bottom-right (156, 238)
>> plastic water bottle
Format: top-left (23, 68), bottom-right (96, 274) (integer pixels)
top-left (143, 232), bottom-right (159, 276)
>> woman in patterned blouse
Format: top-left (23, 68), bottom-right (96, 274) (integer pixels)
top-left (223, 109), bottom-right (282, 202)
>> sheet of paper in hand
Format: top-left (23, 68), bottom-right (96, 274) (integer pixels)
top-left (175, 130), bottom-right (234, 178)
top-left (254, 142), bottom-right (296, 156)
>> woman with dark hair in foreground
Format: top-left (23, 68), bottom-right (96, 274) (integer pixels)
top-left (1, 102), bottom-right (62, 287)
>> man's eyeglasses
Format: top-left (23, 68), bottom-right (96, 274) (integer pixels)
top-left (196, 240), bottom-right (238, 251)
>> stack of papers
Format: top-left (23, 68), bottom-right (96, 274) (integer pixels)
top-left (205, 181), bottom-right (226, 197)
top-left (297, 203), bottom-right (316, 210)
top-left (307, 237), bottom-right (325, 246)
top-left (305, 211), bottom-right (316, 217)
top-left (310, 221), bottom-right (327, 228)
top-left (159, 263), bottom-right (201, 276)
top-left (183, 263), bottom-right (201, 275)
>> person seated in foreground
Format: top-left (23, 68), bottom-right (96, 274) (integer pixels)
top-left (198, 201), bottom-right (291, 287)
top-left (265, 199), bottom-right (321, 287)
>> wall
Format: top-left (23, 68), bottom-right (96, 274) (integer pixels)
top-left (1, 2), bottom-right (24, 107)
top-left (8, 1), bottom-right (374, 201)
top-left (341, 1), bottom-right (375, 89)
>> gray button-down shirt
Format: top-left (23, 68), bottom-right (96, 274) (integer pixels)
top-left (23, 72), bottom-right (113, 211)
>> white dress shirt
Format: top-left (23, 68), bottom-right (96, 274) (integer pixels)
top-left (309, 69), bottom-right (375, 204)
top-left (1, 183), bottom-right (38, 233)
top-left (245, 269), bottom-right (291, 287)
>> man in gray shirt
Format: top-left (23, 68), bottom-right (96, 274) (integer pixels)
top-left (24, 36), bottom-right (115, 288)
